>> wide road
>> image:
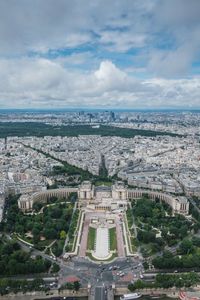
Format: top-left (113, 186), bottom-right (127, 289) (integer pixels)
top-left (95, 286), bottom-right (107, 300)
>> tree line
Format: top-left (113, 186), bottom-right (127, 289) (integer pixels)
top-left (0, 239), bottom-right (51, 276)
top-left (128, 272), bottom-right (200, 291)
top-left (0, 122), bottom-right (180, 138)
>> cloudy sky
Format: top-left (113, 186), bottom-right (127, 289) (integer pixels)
top-left (0, 0), bottom-right (200, 109)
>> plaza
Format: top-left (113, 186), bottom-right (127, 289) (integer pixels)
top-left (17, 180), bottom-right (190, 262)
top-left (93, 227), bottom-right (109, 260)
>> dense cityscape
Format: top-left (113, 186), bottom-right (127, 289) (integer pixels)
top-left (1, 0), bottom-right (200, 299)
top-left (0, 110), bottom-right (199, 300)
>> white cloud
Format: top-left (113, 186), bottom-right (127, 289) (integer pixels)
top-left (95, 61), bottom-right (126, 86)
top-left (148, 0), bottom-right (200, 76)
top-left (0, 58), bottom-right (199, 108)
top-left (0, 0), bottom-right (177, 56)
top-left (99, 31), bottom-right (146, 52)
top-left (0, 0), bottom-right (200, 107)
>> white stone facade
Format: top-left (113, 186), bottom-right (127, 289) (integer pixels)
top-left (17, 180), bottom-right (189, 215)
top-left (18, 187), bottom-right (78, 212)
top-left (78, 181), bottom-right (94, 200)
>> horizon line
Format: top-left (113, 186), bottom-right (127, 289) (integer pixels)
top-left (0, 107), bottom-right (200, 112)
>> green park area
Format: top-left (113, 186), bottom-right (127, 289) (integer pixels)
top-left (126, 208), bottom-right (138, 253)
top-left (94, 181), bottom-right (112, 186)
top-left (0, 237), bottom-right (51, 277)
top-left (0, 122), bottom-right (180, 139)
top-left (26, 142), bottom-right (115, 185)
top-left (109, 227), bottom-right (117, 251)
top-left (1, 194), bottom-right (79, 257)
top-left (51, 161), bottom-right (92, 180)
top-left (48, 151), bottom-right (115, 184)
top-left (128, 272), bottom-right (200, 291)
top-left (127, 195), bottom-right (200, 270)
top-left (0, 278), bottom-right (50, 296)
top-left (65, 208), bottom-right (80, 252)
top-left (87, 227), bottom-right (96, 251)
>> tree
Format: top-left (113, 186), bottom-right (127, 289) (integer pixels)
top-left (60, 230), bottom-right (67, 240)
top-left (50, 207), bottom-right (62, 218)
top-left (143, 261), bottom-right (149, 270)
top-left (137, 230), bottom-right (156, 243)
top-left (32, 202), bottom-right (43, 212)
top-left (43, 228), bottom-right (58, 240)
top-left (51, 263), bottom-right (60, 273)
top-left (73, 281), bottom-right (81, 291)
top-left (192, 237), bottom-right (200, 247)
top-left (155, 237), bottom-right (165, 247)
top-left (7, 259), bottom-right (18, 275)
top-left (163, 250), bottom-right (173, 259)
top-left (52, 241), bottom-right (64, 257)
top-left (179, 225), bottom-right (188, 238)
top-left (179, 239), bottom-right (194, 255)
top-left (32, 224), bottom-right (42, 237)
top-left (1, 242), bottom-right (19, 255)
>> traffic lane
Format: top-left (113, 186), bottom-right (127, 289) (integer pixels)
top-left (95, 286), bottom-right (106, 300)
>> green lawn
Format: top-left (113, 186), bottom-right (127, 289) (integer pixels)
top-left (94, 181), bottom-right (112, 186)
top-left (87, 227), bottom-right (96, 250)
top-left (109, 227), bottom-right (117, 251)
top-left (86, 226), bottom-right (118, 262)
top-left (130, 237), bottom-right (138, 252)
top-left (126, 208), bottom-right (133, 228)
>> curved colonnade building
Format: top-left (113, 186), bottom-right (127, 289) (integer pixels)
top-left (18, 187), bottom-right (78, 211)
top-left (127, 189), bottom-right (188, 215)
top-left (18, 181), bottom-right (189, 215)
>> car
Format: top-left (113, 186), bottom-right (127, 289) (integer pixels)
top-left (131, 280), bottom-right (135, 284)
top-left (50, 282), bottom-right (55, 287)
top-left (45, 292), bottom-right (53, 296)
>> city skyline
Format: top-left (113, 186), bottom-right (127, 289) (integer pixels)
top-left (0, 109), bottom-right (200, 297)
top-left (0, 0), bottom-right (200, 109)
